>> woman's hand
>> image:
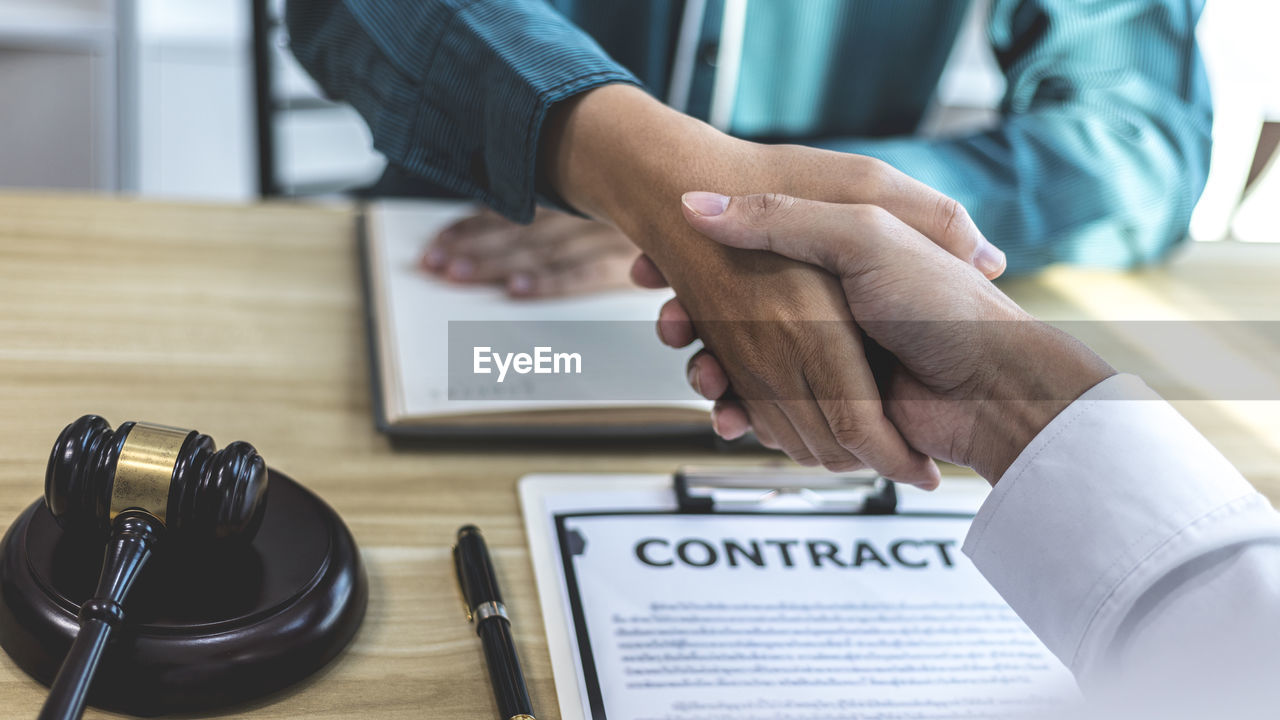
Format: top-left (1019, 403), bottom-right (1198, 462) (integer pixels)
top-left (422, 207), bottom-right (638, 298)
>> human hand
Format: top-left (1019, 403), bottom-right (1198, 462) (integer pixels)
top-left (639, 192), bottom-right (1115, 482)
top-left (540, 85), bottom-right (1011, 487)
top-left (421, 207), bottom-right (639, 298)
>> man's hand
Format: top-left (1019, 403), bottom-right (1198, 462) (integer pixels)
top-left (641, 192), bottom-right (1115, 483)
top-left (539, 85), bottom-right (1010, 487)
top-left (422, 207), bottom-right (638, 298)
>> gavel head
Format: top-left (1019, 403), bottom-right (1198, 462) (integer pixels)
top-left (45, 415), bottom-right (269, 543)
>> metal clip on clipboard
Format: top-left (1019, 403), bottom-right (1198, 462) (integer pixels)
top-left (674, 466), bottom-right (897, 515)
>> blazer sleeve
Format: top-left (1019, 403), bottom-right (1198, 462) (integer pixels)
top-left (817, 0), bottom-right (1214, 274)
top-left (286, 0), bottom-right (641, 221)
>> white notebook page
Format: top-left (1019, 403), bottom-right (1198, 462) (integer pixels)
top-left (367, 200), bottom-right (709, 419)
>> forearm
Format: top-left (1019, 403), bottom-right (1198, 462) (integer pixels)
top-left (542, 85), bottom-right (760, 265)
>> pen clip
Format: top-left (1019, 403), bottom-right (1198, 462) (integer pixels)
top-left (452, 544), bottom-right (474, 623)
top-left (674, 465), bottom-right (897, 514)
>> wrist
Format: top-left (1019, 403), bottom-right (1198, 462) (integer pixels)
top-left (966, 321), bottom-right (1115, 482)
top-left (540, 84), bottom-right (758, 263)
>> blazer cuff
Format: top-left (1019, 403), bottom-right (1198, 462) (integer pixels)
top-left (406, 1), bottom-right (640, 221)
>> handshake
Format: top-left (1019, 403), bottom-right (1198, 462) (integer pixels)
top-left (633, 190), bottom-right (1114, 487)
top-left (426, 85), bottom-right (1115, 485)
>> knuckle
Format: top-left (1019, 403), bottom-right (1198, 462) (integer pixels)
top-left (857, 156), bottom-right (895, 187)
top-left (935, 195), bottom-right (975, 250)
top-left (828, 412), bottom-right (872, 453)
top-left (789, 449), bottom-right (820, 467)
top-left (814, 448), bottom-right (855, 471)
top-left (836, 458), bottom-right (866, 473)
top-left (849, 203), bottom-right (893, 232)
top-left (742, 193), bottom-right (798, 229)
top-left (823, 456), bottom-right (863, 473)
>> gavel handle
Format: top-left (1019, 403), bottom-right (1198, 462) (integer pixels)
top-left (38, 511), bottom-right (163, 720)
top-left (37, 620), bottom-right (113, 720)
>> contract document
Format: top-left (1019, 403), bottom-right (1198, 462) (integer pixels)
top-left (521, 474), bottom-right (1081, 720)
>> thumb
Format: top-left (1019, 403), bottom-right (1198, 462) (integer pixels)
top-left (681, 191), bottom-right (890, 277)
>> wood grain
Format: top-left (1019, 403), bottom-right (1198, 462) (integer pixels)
top-left (0, 192), bottom-right (1276, 718)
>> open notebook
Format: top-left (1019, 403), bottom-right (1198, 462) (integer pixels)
top-left (361, 200), bottom-right (714, 438)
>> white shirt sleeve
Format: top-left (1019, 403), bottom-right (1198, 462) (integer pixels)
top-left (961, 374), bottom-right (1280, 713)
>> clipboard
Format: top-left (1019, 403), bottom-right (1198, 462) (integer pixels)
top-left (519, 468), bottom-right (1079, 720)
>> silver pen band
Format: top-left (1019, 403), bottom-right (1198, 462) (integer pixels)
top-left (473, 600), bottom-right (508, 623)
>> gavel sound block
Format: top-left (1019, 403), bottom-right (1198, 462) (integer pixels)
top-left (0, 416), bottom-right (368, 715)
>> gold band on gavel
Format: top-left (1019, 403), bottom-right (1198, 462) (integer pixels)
top-left (110, 422), bottom-right (191, 526)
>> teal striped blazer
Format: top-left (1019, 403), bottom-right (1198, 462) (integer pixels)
top-left (287, 0), bottom-right (1212, 274)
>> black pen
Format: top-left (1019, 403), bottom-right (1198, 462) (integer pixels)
top-left (454, 525), bottom-right (537, 720)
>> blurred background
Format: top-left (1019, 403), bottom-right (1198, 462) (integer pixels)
top-left (0, 0), bottom-right (1276, 243)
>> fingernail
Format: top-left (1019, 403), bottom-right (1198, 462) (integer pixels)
top-left (448, 258), bottom-right (474, 280)
top-left (974, 244), bottom-right (1007, 277)
top-left (423, 247), bottom-right (448, 270)
top-left (682, 192), bottom-right (729, 217)
top-left (917, 461), bottom-right (943, 491)
top-left (687, 363), bottom-right (702, 396)
top-left (711, 408), bottom-right (747, 441)
top-left (711, 407), bottom-right (730, 438)
top-left (508, 273), bottom-right (534, 296)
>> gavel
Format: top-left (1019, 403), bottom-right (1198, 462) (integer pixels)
top-left (38, 415), bottom-right (269, 720)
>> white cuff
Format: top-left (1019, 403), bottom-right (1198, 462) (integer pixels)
top-left (961, 374), bottom-right (1273, 681)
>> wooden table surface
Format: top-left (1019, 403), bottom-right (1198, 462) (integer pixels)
top-left (0, 193), bottom-right (1277, 718)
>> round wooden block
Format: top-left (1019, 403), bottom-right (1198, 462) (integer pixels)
top-left (0, 470), bottom-right (367, 716)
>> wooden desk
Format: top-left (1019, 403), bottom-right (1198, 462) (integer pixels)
top-left (0, 193), bottom-right (1277, 718)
